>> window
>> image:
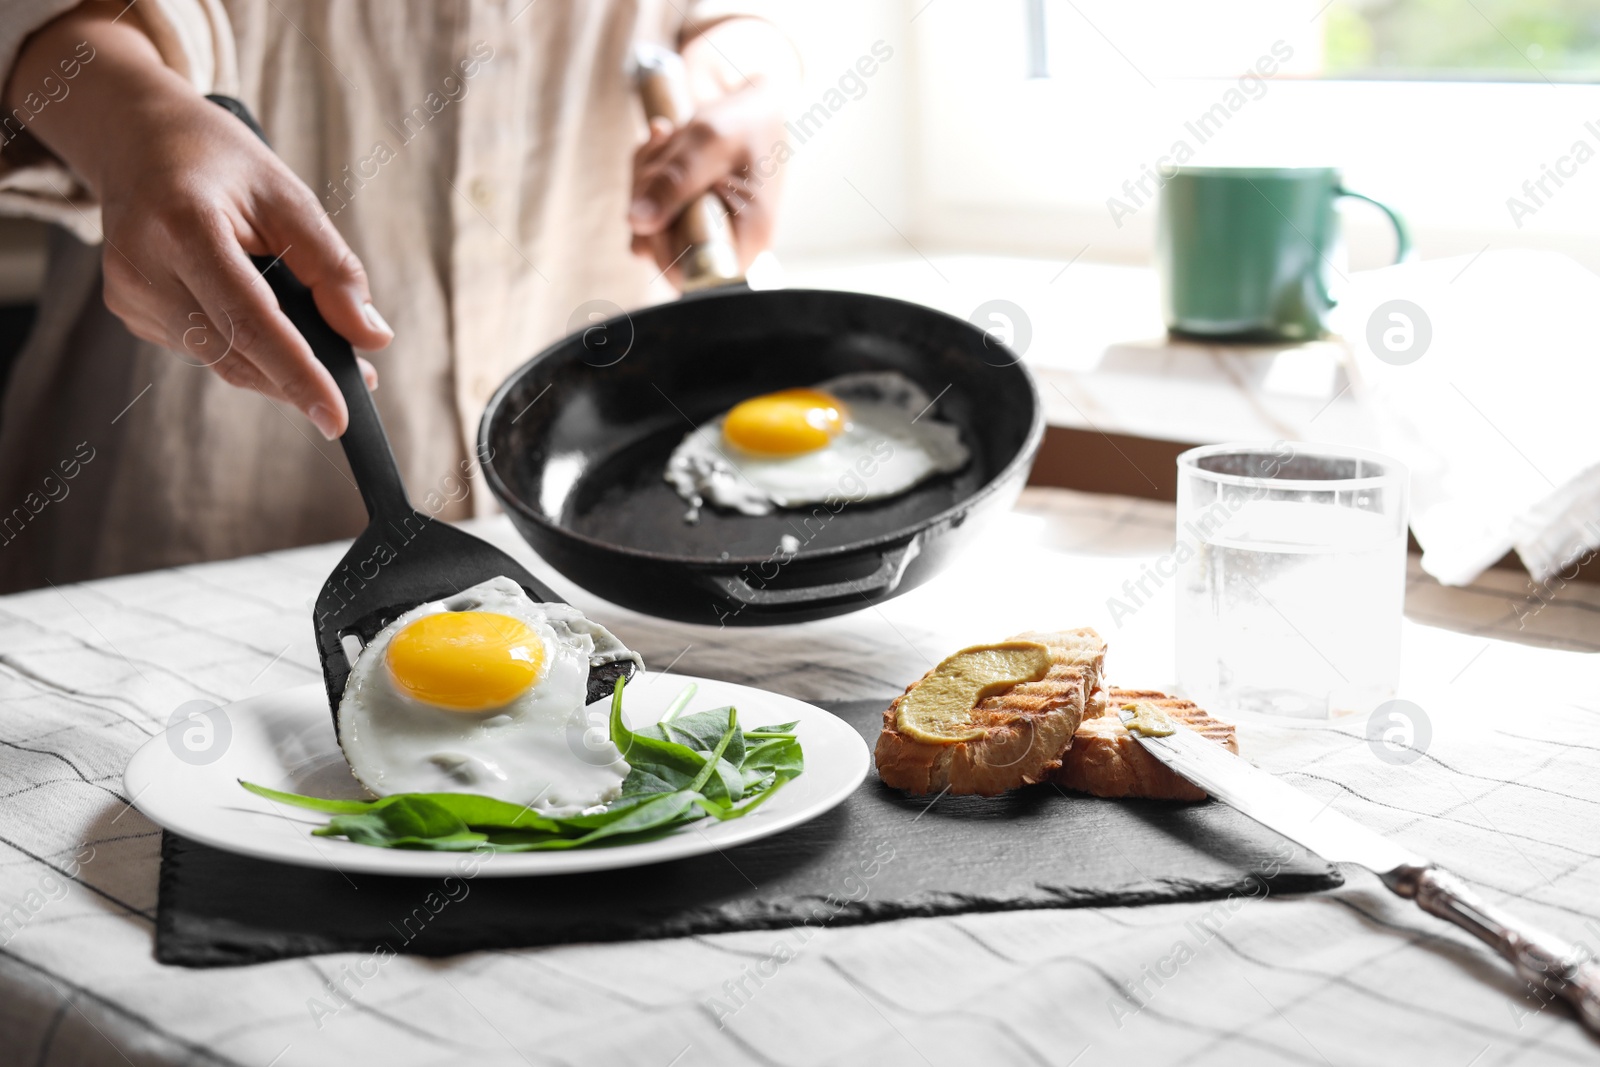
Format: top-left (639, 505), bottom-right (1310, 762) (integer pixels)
top-left (902, 0), bottom-right (1600, 267)
top-left (1323, 0), bottom-right (1600, 82)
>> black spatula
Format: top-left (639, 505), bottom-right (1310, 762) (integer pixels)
top-left (209, 95), bottom-right (636, 720)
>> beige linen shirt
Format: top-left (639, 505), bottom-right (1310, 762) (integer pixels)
top-left (0, 0), bottom-right (771, 592)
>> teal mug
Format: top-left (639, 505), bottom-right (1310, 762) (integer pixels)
top-left (1157, 166), bottom-right (1410, 341)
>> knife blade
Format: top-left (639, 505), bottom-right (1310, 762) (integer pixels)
top-left (1118, 707), bottom-right (1600, 1033)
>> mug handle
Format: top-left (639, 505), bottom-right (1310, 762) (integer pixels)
top-left (1335, 186), bottom-right (1413, 264)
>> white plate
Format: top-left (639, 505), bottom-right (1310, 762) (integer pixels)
top-left (124, 672), bottom-right (870, 877)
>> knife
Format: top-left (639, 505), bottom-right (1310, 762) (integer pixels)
top-left (1118, 708), bottom-right (1600, 1032)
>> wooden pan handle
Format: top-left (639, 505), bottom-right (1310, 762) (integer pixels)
top-left (633, 46), bottom-right (743, 291)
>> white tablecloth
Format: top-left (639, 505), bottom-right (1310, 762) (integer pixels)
top-left (1, 489), bottom-right (1597, 1066)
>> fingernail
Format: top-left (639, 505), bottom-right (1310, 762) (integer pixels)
top-left (362, 301), bottom-right (393, 336)
top-left (630, 197), bottom-right (658, 224)
top-left (308, 403), bottom-right (341, 440)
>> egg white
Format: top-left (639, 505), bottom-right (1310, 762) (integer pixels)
top-left (335, 576), bottom-right (641, 815)
top-left (664, 371), bottom-right (971, 519)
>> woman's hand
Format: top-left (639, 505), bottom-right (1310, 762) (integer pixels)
top-left (4, 2), bottom-right (392, 438)
top-left (627, 19), bottom-right (800, 288)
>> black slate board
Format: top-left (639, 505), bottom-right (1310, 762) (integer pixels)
top-left (155, 699), bottom-right (1342, 967)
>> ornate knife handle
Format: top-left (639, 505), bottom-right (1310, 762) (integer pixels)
top-left (1384, 864), bottom-right (1600, 1033)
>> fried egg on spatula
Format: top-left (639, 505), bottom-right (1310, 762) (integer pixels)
top-left (335, 577), bottom-right (644, 815)
top-left (664, 371), bottom-right (971, 520)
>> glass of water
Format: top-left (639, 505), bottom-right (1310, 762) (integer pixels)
top-left (1175, 443), bottom-right (1408, 719)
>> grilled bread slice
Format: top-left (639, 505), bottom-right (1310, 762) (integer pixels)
top-left (874, 628), bottom-right (1106, 796)
top-left (1052, 688), bottom-right (1237, 802)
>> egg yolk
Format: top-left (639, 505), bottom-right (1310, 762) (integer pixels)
top-left (385, 611), bottom-right (545, 711)
top-left (721, 389), bottom-right (849, 456)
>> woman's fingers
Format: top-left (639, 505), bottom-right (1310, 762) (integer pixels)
top-left (206, 342), bottom-right (291, 401)
top-left (77, 81), bottom-right (385, 432)
top-left (627, 79), bottom-right (790, 284)
top-left (102, 251), bottom-right (284, 401)
top-left (109, 200), bottom-right (381, 437)
top-left (628, 118), bottom-right (742, 237)
top-left (628, 147), bottom-right (773, 278)
top-left (631, 116), bottom-right (675, 173)
top-left (259, 183), bottom-right (395, 354)
top-left (174, 219), bottom-right (349, 438)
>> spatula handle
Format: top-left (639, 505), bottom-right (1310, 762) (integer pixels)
top-left (206, 95), bottom-right (412, 522)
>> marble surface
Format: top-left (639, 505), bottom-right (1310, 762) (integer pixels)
top-left (1, 488), bottom-right (1598, 1066)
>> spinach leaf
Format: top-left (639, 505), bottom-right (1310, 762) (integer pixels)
top-left (240, 780), bottom-right (376, 814)
top-left (242, 780), bottom-right (568, 834)
top-left (607, 680), bottom-right (712, 787)
top-left (554, 789), bottom-right (702, 847)
top-left (469, 791), bottom-right (705, 852)
top-left (658, 682), bottom-right (698, 723)
top-left (739, 735), bottom-right (804, 793)
top-left (313, 796), bottom-right (489, 850)
top-left (656, 706), bottom-right (746, 799)
top-left (686, 708), bottom-right (739, 793)
top-left (694, 773), bottom-right (794, 822)
top-left (652, 706), bottom-right (745, 767)
top-left (407, 793), bottom-right (567, 834)
top-left (547, 793), bottom-right (659, 828)
top-left (745, 720), bottom-right (800, 739)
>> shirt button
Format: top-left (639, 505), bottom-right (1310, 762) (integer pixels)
top-left (469, 179), bottom-right (494, 208)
